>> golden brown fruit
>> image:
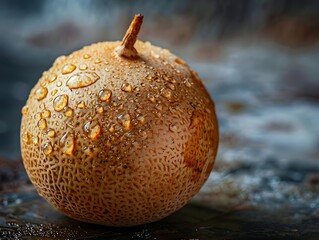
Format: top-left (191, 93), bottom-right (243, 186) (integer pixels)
top-left (20, 15), bottom-right (219, 226)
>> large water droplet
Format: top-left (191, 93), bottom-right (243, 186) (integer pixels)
top-left (169, 124), bottom-right (177, 132)
top-left (84, 121), bottom-right (101, 140)
top-left (43, 143), bottom-right (53, 155)
top-left (60, 132), bottom-right (74, 155)
top-left (66, 72), bottom-right (100, 89)
top-left (62, 64), bottom-right (76, 74)
top-left (77, 101), bottom-right (86, 109)
top-left (98, 89), bottom-right (112, 102)
top-left (35, 87), bottom-right (48, 100)
top-left (47, 73), bottom-right (57, 83)
top-left (54, 94), bottom-right (68, 112)
top-left (121, 83), bottom-right (132, 93)
top-left (118, 113), bottom-right (131, 130)
top-left (21, 105), bottom-right (28, 115)
top-left (38, 119), bottom-right (47, 130)
top-left (184, 79), bottom-right (192, 88)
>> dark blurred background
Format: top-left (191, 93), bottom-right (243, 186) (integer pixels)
top-left (1, 0), bottom-right (319, 158)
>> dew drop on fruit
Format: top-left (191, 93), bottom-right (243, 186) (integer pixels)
top-left (84, 121), bottom-right (101, 140)
top-left (79, 64), bottom-right (88, 70)
top-left (43, 142), bottom-right (53, 155)
top-left (148, 93), bottom-right (156, 103)
top-left (60, 132), bottom-right (74, 155)
top-left (41, 109), bottom-right (51, 118)
top-left (62, 64), bottom-right (76, 74)
top-left (184, 79), bottom-right (192, 88)
top-left (77, 101), bottom-right (86, 109)
top-left (167, 83), bottom-right (176, 91)
top-left (118, 113), bottom-right (131, 130)
top-left (22, 132), bottom-right (31, 144)
top-left (64, 108), bottom-right (73, 117)
top-left (96, 105), bottom-right (104, 114)
top-left (35, 87), bottom-right (48, 100)
top-left (38, 119), bottom-right (47, 130)
top-left (66, 72), bottom-right (100, 89)
top-left (56, 81), bottom-right (62, 87)
top-left (161, 88), bottom-right (172, 100)
top-left (121, 83), bottom-right (132, 92)
top-left (138, 129), bottom-right (147, 139)
top-left (54, 94), bottom-right (68, 112)
top-left (47, 73), bottom-right (57, 83)
top-left (47, 129), bottom-right (56, 138)
top-left (21, 105), bottom-right (28, 115)
top-left (98, 89), bottom-right (112, 102)
top-left (83, 54), bottom-right (91, 59)
top-left (137, 115), bottom-right (145, 124)
top-left (51, 89), bottom-right (58, 96)
top-left (169, 124), bottom-right (177, 132)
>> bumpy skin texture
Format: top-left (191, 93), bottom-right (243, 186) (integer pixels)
top-left (20, 41), bottom-right (219, 226)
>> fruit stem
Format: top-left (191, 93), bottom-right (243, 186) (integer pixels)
top-left (116, 14), bottom-right (144, 58)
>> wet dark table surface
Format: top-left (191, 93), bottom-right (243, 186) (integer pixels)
top-left (1, 41), bottom-right (319, 239)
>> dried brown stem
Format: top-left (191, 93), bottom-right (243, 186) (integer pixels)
top-left (116, 14), bottom-right (144, 58)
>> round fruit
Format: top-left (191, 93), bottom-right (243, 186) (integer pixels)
top-left (20, 14), bottom-right (219, 226)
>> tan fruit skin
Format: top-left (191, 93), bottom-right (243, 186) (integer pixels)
top-left (20, 40), bottom-right (219, 226)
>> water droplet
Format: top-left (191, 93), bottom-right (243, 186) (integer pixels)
top-left (98, 89), bottom-right (112, 102)
top-left (54, 94), bottom-right (68, 112)
top-left (79, 64), bottom-right (88, 70)
top-left (169, 124), bottom-right (177, 132)
top-left (60, 132), bottom-right (74, 155)
top-left (184, 79), bottom-right (192, 88)
top-left (83, 54), bottom-right (91, 59)
top-left (22, 132), bottom-right (31, 144)
top-left (32, 135), bottom-right (39, 144)
top-left (41, 109), bottom-right (51, 118)
top-left (138, 130), bottom-right (147, 139)
top-left (38, 119), bottom-right (47, 130)
top-left (137, 115), bottom-right (145, 124)
top-left (43, 143), bottom-right (53, 155)
top-left (64, 108), bottom-right (73, 117)
top-left (21, 105), bottom-right (28, 115)
top-left (161, 88), bottom-right (173, 100)
top-left (175, 58), bottom-right (186, 65)
top-left (51, 89), bottom-right (58, 96)
top-left (66, 72), bottom-right (100, 89)
top-left (109, 125), bottom-right (115, 132)
top-left (148, 93), bottom-right (156, 103)
top-left (56, 81), bottom-right (62, 87)
top-left (77, 101), bottom-right (86, 109)
top-left (96, 105), bottom-right (104, 114)
top-left (121, 83), bottom-right (132, 92)
top-left (47, 129), bottom-right (56, 138)
top-left (62, 64), bottom-right (76, 74)
top-left (35, 87), bottom-right (48, 100)
top-left (84, 121), bottom-right (101, 140)
top-left (167, 83), bottom-right (176, 91)
top-left (94, 58), bottom-right (102, 64)
top-left (118, 113), bottom-right (131, 130)
top-left (47, 73), bottom-right (57, 82)
top-left (34, 112), bottom-right (42, 121)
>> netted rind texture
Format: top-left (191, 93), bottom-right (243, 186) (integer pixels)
top-left (20, 41), bottom-right (219, 226)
